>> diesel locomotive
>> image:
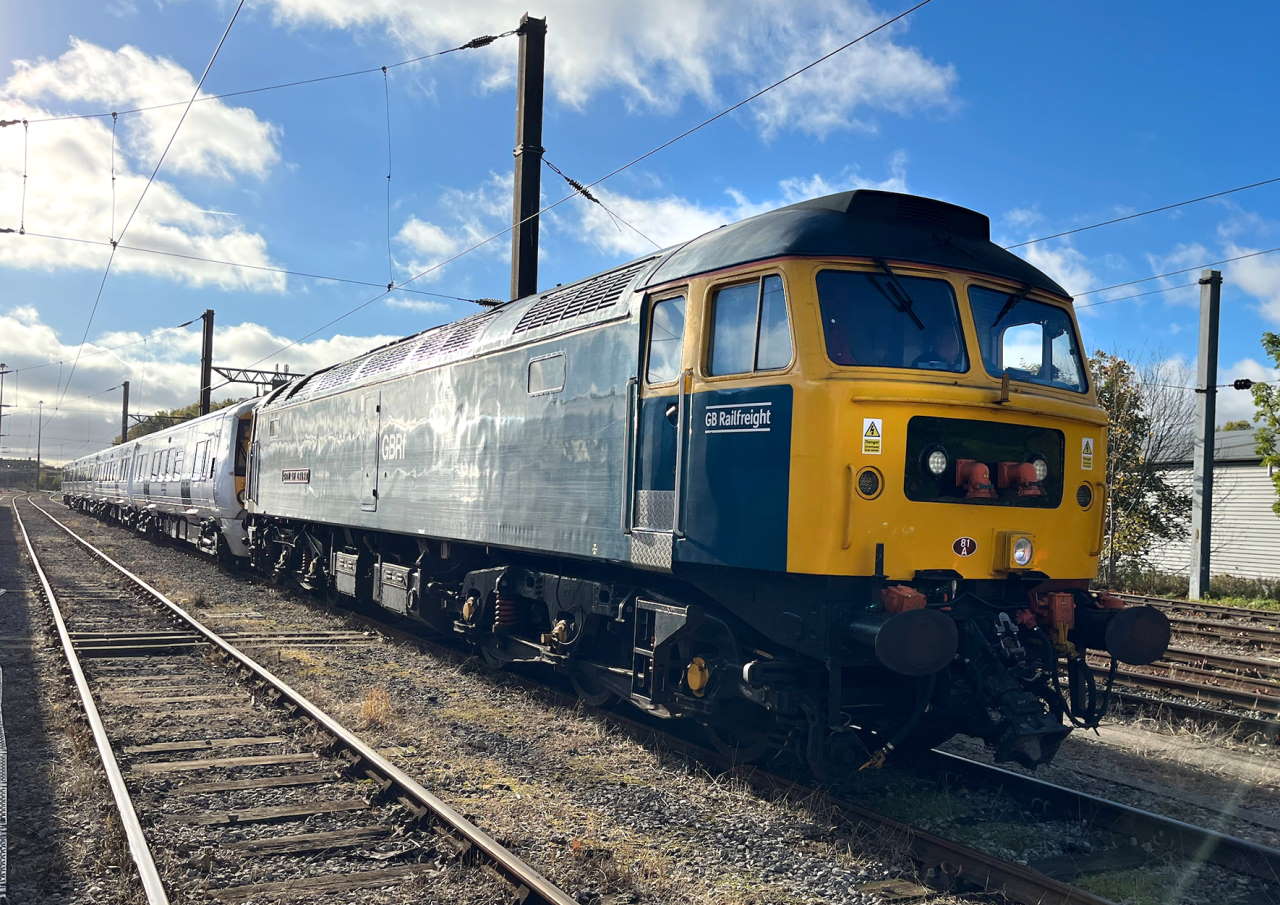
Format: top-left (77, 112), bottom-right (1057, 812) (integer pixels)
top-left (64, 190), bottom-right (1171, 773)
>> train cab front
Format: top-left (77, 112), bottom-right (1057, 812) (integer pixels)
top-left (783, 251), bottom-right (1171, 770)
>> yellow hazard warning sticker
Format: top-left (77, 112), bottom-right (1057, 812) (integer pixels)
top-left (862, 418), bottom-right (883, 455)
top-left (1081, 436), bottom-right (1095, 471)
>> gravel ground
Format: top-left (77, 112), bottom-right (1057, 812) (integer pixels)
top-left (39, 499), bottom-right (1280, 905)
top-left (38, 503), bottom-right (984, 905)
top-left (0, 498), bottom-right (146, 905)
top-left (14, 502), bottom-right (522, 905)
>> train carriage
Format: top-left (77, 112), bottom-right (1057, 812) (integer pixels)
top-left (244, 190), bottom-right (1170, 773)
top-left (65, 400), bottom-right (256, 558)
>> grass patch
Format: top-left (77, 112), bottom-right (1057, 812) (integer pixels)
top-left (358, 686), bottom-right (394, 728)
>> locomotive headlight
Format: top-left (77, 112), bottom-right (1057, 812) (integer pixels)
top-left (926, 448), bottom-right (948, 476)
top-left (1029, 456), bottom-right (1048, 483)
top-left (1012, 536), bottom-right (1034, 567)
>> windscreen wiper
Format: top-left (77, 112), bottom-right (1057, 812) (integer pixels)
top-left (871, 258), bottom-right (925, 331)
top-left (992, 283), bottom-right (1033, 328)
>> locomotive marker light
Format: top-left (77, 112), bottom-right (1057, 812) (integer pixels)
top-left (1011, 536), bottom-right (1034, 567)
top-left (1029, 455), bottom-right (1048, 482)
top-left (925, 447), bottom-right (948, 476)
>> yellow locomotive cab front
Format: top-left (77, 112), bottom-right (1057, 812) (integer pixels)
top-left (780, 258), bottom-right (1108, 584)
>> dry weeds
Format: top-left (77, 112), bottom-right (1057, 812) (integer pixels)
top-left (360, 685), bottom-right (395, 728)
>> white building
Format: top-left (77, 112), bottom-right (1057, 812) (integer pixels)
top-left (1147, 429), bottom-right (1280, 580)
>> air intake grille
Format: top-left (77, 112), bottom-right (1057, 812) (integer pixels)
top-left (513, 257), bottom-right (653, 333)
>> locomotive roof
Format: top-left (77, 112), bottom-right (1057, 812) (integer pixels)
top-left (265, 190), bottom-right (1069, 409)
top-left (640, 190), bottom-right (1069, 297)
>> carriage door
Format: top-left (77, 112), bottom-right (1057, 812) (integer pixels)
top-left (628, 292), bottom-right (688, 571)
top-left (360, 391), bottom-right (381, 512)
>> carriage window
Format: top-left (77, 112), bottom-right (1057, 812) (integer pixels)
top-left (969, 286), bottom-right (1086, 392)
top-left (646, 295), bottom-right (686, 384)
top-left (174, 449), bottom-right (185, 478)
top-left (817, 270), bottom-right (967, 372)
top-left (528, 353), bottom-right (566, 395)
top-left (709, 275), bottom-right (792, 376)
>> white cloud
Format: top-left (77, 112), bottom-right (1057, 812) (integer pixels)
top-left (263, 0), bottom-right (953, 136)
top-left (0, 50), bottom-right (284, 290)
top-left (1002, 207), bottom-right (1042, 229)
top-left (561, 156), bottom-right (911, 258)
top-left (386, 296), bottom-right (449, 313)
top-left (1225, 243), bottom-right (1280, 325)
top-left (1218, 357), bottom-right (1280, 425)
top-left (1140, 243), bottom-right (1210, 309)
top-left (6, 39), bottom-right (281, 180)
top-left (391, 172), bottom-right (512, 289)
top-left (1018, 241), bottom-right (1099, 300)
top-left (0, 305), bottom-right (396, 464)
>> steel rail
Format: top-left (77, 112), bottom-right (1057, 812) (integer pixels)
top-left (1165, 616), bottom-right (1280, 647)
top-left (24, 497), bottom-right (578, 905)
top-left (1156, 645), bottom-right (1280, 678)
top-left (587, 710), bottom-right (1119, 905)
top-left (922, 750), bottom-right (1280, 884)
top-left (1094, 665), bottom-right (1280, 716)
top-left (10, 499), bottom-right (171, 905)
top-left (1110, 690), bottom-right (1280, 740)
top-left (1114, 592), bottom-right (1280, 629)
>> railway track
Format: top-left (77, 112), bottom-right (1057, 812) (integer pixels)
top-left (1114, 592), bottom-right (1280, 628)
top-left (294, 584), bottom-right (1280, 905)
top-left (39, 496), bottom-right (1280, 905)
top-left (12, 496), bottom-right (577, 905)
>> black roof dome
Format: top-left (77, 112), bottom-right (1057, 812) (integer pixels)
top-left (642, 190), bottom-right (1069, 299)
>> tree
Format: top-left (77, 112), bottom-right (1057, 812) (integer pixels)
top-left (113, 398), bottom-right (244, 444)
top-left (1089, 351), bottom-right (1194, 583)
top-left (1221, 420), bottom-right (1252, 431)
top-left (1253, 332), bottom-right (1280, 516)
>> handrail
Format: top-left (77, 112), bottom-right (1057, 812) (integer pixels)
top-left (672, 369), bottom-right (691, 538)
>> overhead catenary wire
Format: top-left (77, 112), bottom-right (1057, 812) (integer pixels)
top-left (1006, 175), bottom-right (1280, 250)
top-left (1075, 280), bottom-right (1201, 310)
top-left (5, 30), bottom-right (518, 126)
top-left (11, 230), bottom-right (477, 301)
top-left (1072, 245), bottom-right (1280, 299)
top-left (544, 157), bottom-right (660, 249)
top-left (248, 0), bottom-right (941, 369)
top-left (57, 0), bottom-right (248, 412)
top-left (10, 315), bottom-right (202, 375)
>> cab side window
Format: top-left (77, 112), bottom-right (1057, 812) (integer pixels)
top-left (646, 295), bottom-right (686, 384)
top-left (708, 274), bottom-right (792, 376)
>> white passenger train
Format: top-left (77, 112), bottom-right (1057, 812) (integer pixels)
top-left (63, 400), bottom-right (256, 558)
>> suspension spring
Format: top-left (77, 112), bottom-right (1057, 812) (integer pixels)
top-left (493, 597), bottom-right (522, 632)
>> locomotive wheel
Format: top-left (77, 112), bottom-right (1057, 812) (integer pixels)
top-left (568, 663), bottom-right (618, 708)
top-left (704, 701), bottom-right (778, 764)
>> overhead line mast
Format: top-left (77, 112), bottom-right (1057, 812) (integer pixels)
top-left (510, 15), bottom-right (546, 301)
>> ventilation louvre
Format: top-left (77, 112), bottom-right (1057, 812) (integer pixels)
top-left (513, 257), bottom-right (653, 333)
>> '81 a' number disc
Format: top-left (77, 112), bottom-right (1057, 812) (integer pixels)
top-left (952, 537), bottom-right (977, 557)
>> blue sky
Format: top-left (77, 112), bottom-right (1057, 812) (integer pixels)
top-left (3, 0), bottom-right (1279, 463)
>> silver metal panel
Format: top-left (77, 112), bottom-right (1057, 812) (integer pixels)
top-left (633, 490), bottom-right (674, 532)
top-left (629, 530), bottom-right (673, 571)
top-left (251, 319), bottom-right (635, 564)
top-left (361, 392), bottom-right (380, 512)
top-left (376, 562), bottom-right (412, 614)
top-left (334, 552), bottom-right (359, 597)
